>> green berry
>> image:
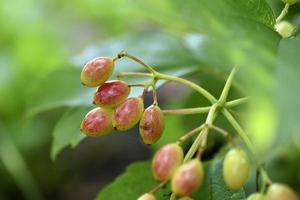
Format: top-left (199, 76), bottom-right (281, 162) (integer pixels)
top-left (93, 80), bottom-right (130, 108)
top-left (171, 159), bottom-right (204, 197)
top-left (137, 193), bottom-right (156, 200)
top-left (247, 193), bottom-right (265, 200)
top-left (113, 97), bottom-right (144, 131)
top-left (81, 57), bottom-right (114, 87)
top-left (80, 107), bottom-right (113, 137)
top-left (282, 0), bottom-right (299, 4)
top-left (152, 143), bottom-right (183, 182)
top-left (139, 105), bottom-right (164, 145)
top-left (223, 148), bottom-right (250, 191)
top-left (266, 183), bottom-right (299, 200)
top-left (179, 197), bottom-right (194, 200)
top-left (275, 21), bottom-right (294, 38)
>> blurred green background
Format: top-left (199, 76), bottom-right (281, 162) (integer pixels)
top-left (0, 0), bottom-right (300, 199)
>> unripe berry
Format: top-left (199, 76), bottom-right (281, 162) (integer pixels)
top-left (266, 183), bottom-right (299, 200)
top-left (171, 159), bottom-right (204, 197)
top-left (282, 0), bottom-right (299, 4)
top-left (152, 143), bottom-right (183, 182)
top-left (93, 80), bottom-right (130, 108)
top-left (80, 107), bottom-right (113, 137)
top-left (223, 148), bottom-right (250, 191)
top-left (179, 197), bottom-right (193, 200)
top-left (137, 193), bottom-right (156, 200)
top-left (113, 97), bottom-right (144, 131)
top-left (275, 21), bottom-right (294, 38)
top-left (139, 105), bottom-right (164, 145)
top-left (247, 193), bottom-right (265, 200)
top-left (81, 57), bottom-right (114, 87)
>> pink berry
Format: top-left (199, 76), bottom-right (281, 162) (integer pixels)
top-left (152, 143), bottom-right (183, 182)
top-left (80, 107), bottom-right (113, 136)
top-left (93, 80), bottom-right (130, 108)
top-left (113, 97), bottom-right (144, 131)
top-left (139, 105), bottom-right (164, 145)
top-left (81, 57), bottom-right (114, 87)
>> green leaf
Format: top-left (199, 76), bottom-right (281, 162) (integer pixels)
top-left (73, 32), bottom-right (197, 72)
top-left (193, 159), bottom-right (245, 200)
top-left (274, 35), bottom-right (300, 146)
top-left (26, 68), bottom-right (94, 116)
top-left (0, 121), bottom-right (43, 200)
top-left (51, 106), bottom-right (91, 160)
top-left (96, 159), bottom-right (245, 200)
top-left (95, 161), bottom-right (168, 200)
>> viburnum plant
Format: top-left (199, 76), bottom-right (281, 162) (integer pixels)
top-left (76, 1), bottom-right (300, 200)
top-left (80, 50), bottom-right (298, 200)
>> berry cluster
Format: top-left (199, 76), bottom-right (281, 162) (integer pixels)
top-left (80, 56), bottom-right (164, 145)
top-left (80, 52), bottom-right (299, 200)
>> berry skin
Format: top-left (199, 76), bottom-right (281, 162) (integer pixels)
top-left (247, 193), bottom-right (265, 200)
top-left (137, 193), bottom-right (156, 200)
top-left (139, 105), bottom-right (164, 145)
top-left (266, 183), bottom-right (299, 200)
top-left (275, 21), bottom-right (294, 38)
top-left (152, 143), bottom-right (183, 182)
top-left (223, 148), bottom-right (250, 191)
top-left (171, 159), bottom-right (204, 197)
top-left (93, 80), bottom-right (130, 108)
top-left (81, 57), bottom-right (114, 87)
top-left (282, 0), bottom-right (299, 4)
top-left (80, 107), bottom-right (113, 137)
top-left (113, 97), bottom-right (144, 131)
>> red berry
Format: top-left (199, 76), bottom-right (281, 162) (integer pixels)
top-left (113, 97), bottom-right (144, 131)
top-left (137, 193), bottom-right (156, 200)
top-left (152, 143), bottom-right (183, 182)
top-left (81, 57), bottom-right (114, 87)
top-left (171, 159), bottom-right (204, 197)
top-left (80, 107), bottom-right (113, 136)
top-left (139, 105), bottom-right (164, 145)
top-left (266, 183), bottom-right (299, 200)
top-left (93, 80), bottom-right (130, 108)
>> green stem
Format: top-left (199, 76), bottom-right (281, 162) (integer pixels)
top-left (225, 97), bottom-right (249, 107)
top-left (209, 125), bottom-right (236, 147)
top-left (177, 124), bottom-right (205, 145)
top-left (117, 51), bottom-right (157, 74)
top-left (156, 72), bottom-right (217, 104)
top-left (149, 180), bottom-right (168, 194)
top-left (218, 67), bottom-right (237, 105)
top-left (183, 103), bottom-right (219, 163)
top-left (170, 193), bottom-right (176, 200)
top-left (276, 3), bottom-right (290, 23)
top-left (260, 167), bottom-right (272, 193)
top-left (222, 109), bottom-right (260, 166)
top-left (162, 107), bottom-right (211, 115)
top-left (162, 97), bottom-right (249, 115)
top-left (117, 72), bottom-right (153, 78)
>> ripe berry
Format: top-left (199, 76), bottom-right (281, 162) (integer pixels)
top-left (171, 159), bottom-right (204, 197)
top-left (93, 80), bottom-right (130, 108)
top-left (113, 97), bottom-right (144, 131)
top-left (223, 148), bottom-right (250, 191)
top-left (139, 105), bottom-right (164, 145)
top-left (266, 183), bottom-right (299, 200)
top-left (80, 107), bottom-right (113, 137)
top-left (247, 193), bottom-right (265, 200)
top-left (137, 193), bottom-right (156, 200)
top-left (81, 57), bottom-right (114, 87)
top-left (152, 143), bottom-right (183, 182)
top-left (275, 21), bottom-right (294, 38)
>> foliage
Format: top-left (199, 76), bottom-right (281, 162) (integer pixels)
top-left (0, 0), bottom-right (300, 199)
